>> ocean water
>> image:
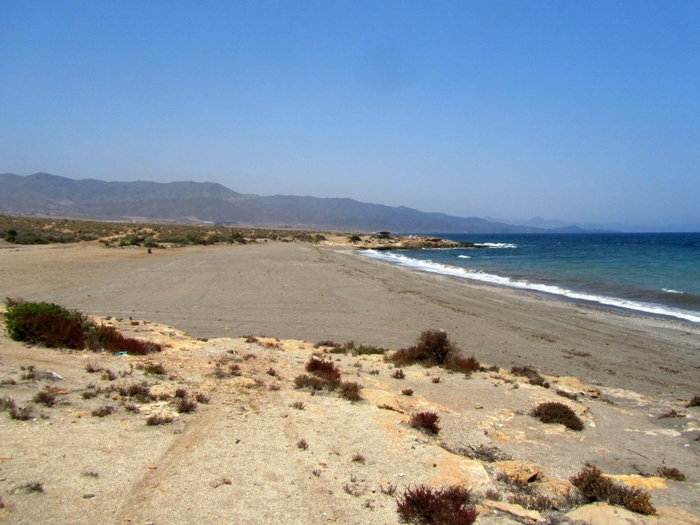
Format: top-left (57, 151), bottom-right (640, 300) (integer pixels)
top-left (359, 233), bottom-right (700, 324)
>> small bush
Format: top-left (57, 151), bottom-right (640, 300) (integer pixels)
top-left (33, 387), bottom-right (60, 407)
top-left (305, 357), bottom-right (341, 383)
top-left (511, 365), bottom-right (549, 388)
top-left (409, 411), bottom-right (441, 434)
top-left (175, 397), bottom-right (197, 414)
top-left (352, 453), bottom-right (366, 464)
top-left (10, 405), bottom-right (33, 420)
top-left (656, 466), bottom-right (686, 481)
top-left (391, 369), bottom-right (406, 379)
top-left (289, 401), bottom-right (305, 410)
top-left (143, 362), bottom-right (166, 375)
top-left (483, 488), bottom-right (501, 501)
top-left (531, 402), bottom-right (584, 431)
top-left (355, 345), bottom-right (388, 356)
top-left (117, 382), bottom-right (154, 403)
top-left (686, 395), bottom-right (700, 408)
top-left (101, 368), bottom-right (117, 381)
top-left (460, 444), bottom-right (511, 463)
top-left (339, 381), bottom-right (362, 402)
top-left (570, 465), bottom-right (656, 515)
top-left (396, 484), bottom-right (478, 525)
top-left (89, 324), bottom-right (161, 355)
top-left (508, 493), bottom-right (559, 512)
top-left (4, 299), bottom-right (91, 349)
top-left (85, 361), bottom-right (103, 373)
top-left (391, 330), bottom-right (460, 367)
top-left (91, 405), bottom-right (115, 417)
top-left (194, 392), bottom-right (211, 404)
top-left (297, 438), bottom-right (309, 450)
top-left (0, 396), bottom-right (17, 411)
top-left (445, 355), bottom-right (480, 374)
top-left (401, 388), bottom-right (414, 396)
top-left (293, 374), bottom-right (325, 391)
top-left (174, 388), bottom-right (188, 398)
top-left (146, 413), bottom-right (174, 426)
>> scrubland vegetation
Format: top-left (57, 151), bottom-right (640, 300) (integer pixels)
top-left (4, 298), bottom-right (161, 355)
top-left (0, 215), bottom-right (330, 247)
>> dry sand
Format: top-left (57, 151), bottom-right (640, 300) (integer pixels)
top-left (1, 240), bottom-right (698, 398)
top-left (0, 240), bottom-right (699, 524)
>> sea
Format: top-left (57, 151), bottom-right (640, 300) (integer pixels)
top-left (359, 232), bottom-right (700, 325)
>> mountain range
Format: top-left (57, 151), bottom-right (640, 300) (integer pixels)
top-left (0, 172), bottom-right (600, 234)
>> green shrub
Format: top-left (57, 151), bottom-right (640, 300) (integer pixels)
top-left (4, 299), bottom-right (92, 349)
top-left (4, 299), bottom-right (160, 355)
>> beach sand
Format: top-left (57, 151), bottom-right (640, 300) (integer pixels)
top-left (1, 241), bottom-right (698, 398)
top-left (0, 240), bottom-right (699, 524)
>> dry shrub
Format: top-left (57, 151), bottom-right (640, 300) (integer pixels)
top-left (511, 365), bottom-right (549, 388)
top-left (570, 465), bottom-right (656, 515)
top-left (391, 330), bottom-right (459, 367)
top-left (0, 396), bottom-right (17, 411)
top-left (401, 388), bottom-right (414, 396)
top-left (391, 369), bottom-right (406, 379)
top-left (656, 466), bottom-right (686, 481)
top-left (396, 484), bottom-right (478, 525)
top-left (293, 374), bottom-right (326, 391)
top-left (409, 411), bottom-right (441, 434)
top-left (507, 493), bottom-right (559, 511)
top-left (339, 381), bottom-right (362, 402)
top-left (33, 386), bottom-right (61, 407)
top-left (146, 413), bottom-right (174, 426)
top-left (686, 395), bottom-right (700, 408)
top-left (531, 401), bottom-right (584, 431)
top-left (305, 357), bottom-right (341, 383)
top-left (445, 355), bottom-right (480, 374)
top-left (175, 397), bottom-right (197, 414)
top-left (91, 405), bottom-right (115, 417)
top-left (116, 382), bottom-right (154, 403)
top-left (10, 405), bottom-right (34, 420)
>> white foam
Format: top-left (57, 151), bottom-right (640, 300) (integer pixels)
top-left (360, 250), bottom-right (700, 324)
top-left (473, 242), bottom-right (517, 248)
top-left (458, 255), bottom-right (470, 259)
top-left (662, 288), bottom-right (684, 294)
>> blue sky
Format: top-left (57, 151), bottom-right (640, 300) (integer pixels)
top-left (2, 1), bottom-right (699, 231)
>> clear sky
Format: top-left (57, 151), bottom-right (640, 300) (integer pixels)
top-left (2, 1), bottom-right (699, 231)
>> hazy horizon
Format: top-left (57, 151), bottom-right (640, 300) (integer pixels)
top-left (2, 2), bottom-right (699, 232)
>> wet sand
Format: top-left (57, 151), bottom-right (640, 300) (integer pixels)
top-left (1, 240), bottom-right (698, 398)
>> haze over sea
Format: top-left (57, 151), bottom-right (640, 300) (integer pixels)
top-left (361, 233), bottom-right (700, 325)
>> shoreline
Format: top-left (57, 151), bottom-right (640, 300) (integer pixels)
top-left (0, 241), bottom-right (699, 399)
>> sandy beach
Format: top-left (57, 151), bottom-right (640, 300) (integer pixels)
top-left (1, 241), bottom-right (698, 398)
top-left (1, 240), bottom-right (699, 524)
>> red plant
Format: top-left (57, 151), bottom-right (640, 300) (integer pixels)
top-left (397, 484), bottom-right (477, 525)
top-left (410, 411), bottom-right (441, 434)
top-left (305, 357), bottom-right (341, 382)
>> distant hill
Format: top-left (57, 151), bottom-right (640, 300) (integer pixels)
top-left (0, 172), bottom-right (580, 234)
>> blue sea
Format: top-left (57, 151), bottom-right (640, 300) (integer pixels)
top-left (360, 233), bottom-right (700, 324)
